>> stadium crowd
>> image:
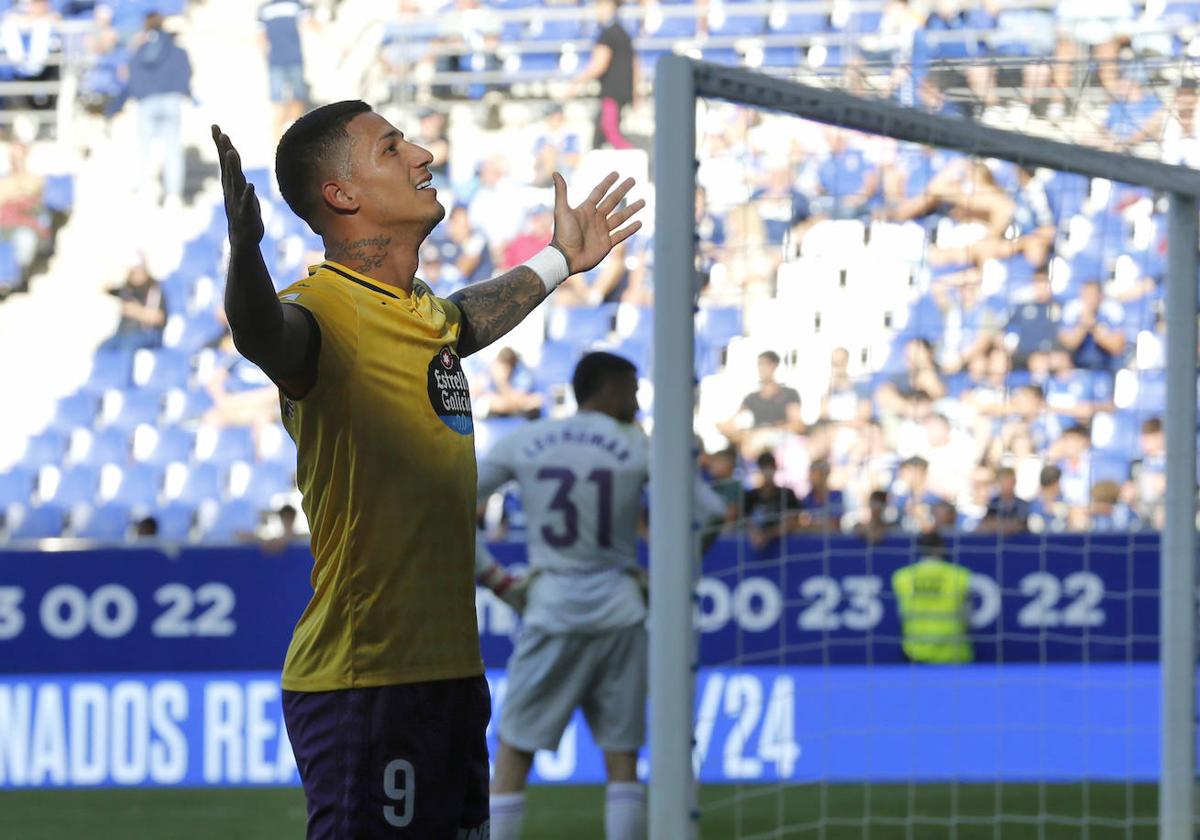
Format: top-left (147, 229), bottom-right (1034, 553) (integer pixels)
top-left (0, 0), bottom-right (1193, 543)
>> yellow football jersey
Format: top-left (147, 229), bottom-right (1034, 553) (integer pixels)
top-left (275, 261), bottom-right (482, 691)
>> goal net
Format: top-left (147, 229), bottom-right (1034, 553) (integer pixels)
top-left (649, 54), bottom-right (1200, 840)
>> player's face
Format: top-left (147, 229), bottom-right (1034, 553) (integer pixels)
top-left (345, 112), bottom-right (445, 234)
top-left (616, 371), bottom-right (640, 424)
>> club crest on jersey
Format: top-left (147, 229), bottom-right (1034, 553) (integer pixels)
top-left (427, 345), bottom-right (473, 435)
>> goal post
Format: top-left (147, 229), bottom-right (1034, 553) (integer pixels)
top-left (650, 54), bottom-right (1200, 840)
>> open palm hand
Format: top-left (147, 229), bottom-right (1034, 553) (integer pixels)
top-left (550, 171), bottom-right (645, 276)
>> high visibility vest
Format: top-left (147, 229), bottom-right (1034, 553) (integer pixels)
top-left (891, 557), bottom-right (972, 664)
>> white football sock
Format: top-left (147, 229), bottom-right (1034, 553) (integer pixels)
top-left (605, 782), bottom-right (647, 840)
top-left (490, 791), bottom-right (525, 840)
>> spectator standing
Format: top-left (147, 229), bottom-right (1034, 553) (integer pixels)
top-left (533, 104), bottom-right (581, 188)
top-left (797, 459), bottom-right (845, 532)
top-left (718, 350), bottom-right (803, 459)
top-left (853, 488), bottom-right (896, 544)
top-left (568, 0), bottom-right (635, 150)
top-left (100, 262), bottom-right (166, 351)
top-left (1088, 480), bottom-right (1138, 532)
top-left (258, 0), bottom-right (314, 140)
top-left (1, 0), bottom-right (59, 110)
top-left (1005, 272), bottom-right (1061, 369)
top-left (0, 140), bottom-right (48, 284)
top-left (743, 452), bottom-right (800, 550)
top-left (476, 347), bottom-right (543, 419)
top-left (978, 466), bottom-right (1030, 535)
top-left (1028, 464), bottom-right (1069, 533)
top-left (1058, 280), bottom-right (1126, 371)
top-left (1130, 417), bottom-right (1165, 529)
top-left (126, 12), bottom-right (192, 208)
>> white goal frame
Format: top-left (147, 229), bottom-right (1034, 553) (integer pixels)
top-left (650, 55), bottom-right (1200, 840)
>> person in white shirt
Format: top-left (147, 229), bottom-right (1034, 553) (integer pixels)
top-left (476, 351), bottom-right (723, 840)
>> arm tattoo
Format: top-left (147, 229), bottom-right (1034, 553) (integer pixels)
top-left (449, 267), bottom-right (547, 357)
top-left (325, 235), bottom-right (392, 273)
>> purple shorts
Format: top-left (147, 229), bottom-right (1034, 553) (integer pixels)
top-left (282, 676), bottom-right (491, 839)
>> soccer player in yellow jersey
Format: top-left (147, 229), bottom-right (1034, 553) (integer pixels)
top-left (211, 101), bottom-right (643, 839)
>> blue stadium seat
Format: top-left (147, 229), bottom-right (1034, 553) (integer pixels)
top-left (548, 304), bottom-right (615, 348)
top-left (703, 47), bottom-right (741, 65)
top-left (48, 392), bottom-right (101, 431)
top-left (842, 9), bottom-right (883, 32)
top-left (167, 310), bottom-right (225, 352)
top-left (164, 387), bottom-right (215, 423)
top-left (697, 306), bottom-right (742, 349)
top-left (0, 467), bottom-right (34, 507)
top-left (0, 239), bottom-right (18, 293)
top-left (1131, 371), bottom-right (1167, 414)
top-left (154, 502), bottom-right (195, 541)
top-left (175, 462), bottom-right (224, 505)
top-left (84, 349), bottom-right (134, 393)
top-left (176, 237), bottom-right (222, 281)
top-left (770, 11), bottom-right (828, 34)
top-left (108, 463), bottom-right (162, 507)
top-left (20, 430), bottom-right (69, 467)
top-left (530, 15), bottom-right (583, 40)
top-left (533, 342), bottom-right (580, 392)
top-left (207, 427), bottom-right (256, 465)
top-left (234, 462), bottom-right (295, 508)
top-left (1092, 454), bottom-right (1131, 485)
top-left (161, 271), bottom-right (196, 316)
top-left (762, 46), bottom-right (803, 68)
top-left (201, 500), bottom-right (261, 543)
top-left (649, 14), bottom-right (696, 37)
top-left (74, 503), bottom-right (131, 541)
top-left (10, 505), bottom-right (66, 540)
top-left (1093, 411), bottom-right (1140, 456)
top-left (710, 12), bottom-right (764, 36)
top-left (1044, 172), bottom-right (1089, 224)
top-left (134, 348), bottom-right (192, 391)
top-left (47, 466), bottom-right (100, 506)
top-left (77, 427), bottom-right (131, 465)
top-left (107, 390), bottom-right (164, 430)
top-left (613, 339), bottom-right (649, 374)
top-left (42, 174), bottom-right (74, 214)
top-left (144, 426), bottom-right (196, 465)
top-left (519, 52), bottom-right (562, 72)
top-left (1164, 2), bottom-right (1200, 23)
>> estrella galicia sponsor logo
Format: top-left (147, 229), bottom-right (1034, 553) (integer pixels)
top-left (427, 345), bottom-right (473, 435)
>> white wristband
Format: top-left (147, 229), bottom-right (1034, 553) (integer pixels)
top-left (523, 245), bottom-right (570, 294)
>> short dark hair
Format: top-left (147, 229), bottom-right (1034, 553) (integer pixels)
top-left (756, 451), bottom-right (777, 471)
top-left (572, 351), bottom-right (636, 405)
top-left (869, 488), bottom-right (889, 505)
top-left (1039, 464), bottom-right (1062, 487)
top-left (758, 350), bottom-right (781, 366)
top-left (1141, 417), bottom-right (1163, 435)
top-left (275, 100), bottom-right (372, 234)
top-left (916, 530), bottom-right (947, 557)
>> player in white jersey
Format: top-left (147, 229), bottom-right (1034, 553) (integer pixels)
top-left (476, 352), bottom-right (724, 840)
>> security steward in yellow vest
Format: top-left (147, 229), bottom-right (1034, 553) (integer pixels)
top-left (891, 533), bottom-right (972, 664)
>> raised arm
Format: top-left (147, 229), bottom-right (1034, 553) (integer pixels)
top-left (213, 125), bottom-right (317, 397)
top-left (449, 170), bottom-right (644, 357)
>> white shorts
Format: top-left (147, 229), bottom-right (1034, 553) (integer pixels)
top-left (499, 623), bottom-right (647, 753)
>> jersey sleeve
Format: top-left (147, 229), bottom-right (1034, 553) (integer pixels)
top-left (277, 278), bottom-right (357, 400)
top-left (477, 427), bottom-right (522, 500)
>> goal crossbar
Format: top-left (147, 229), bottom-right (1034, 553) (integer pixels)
top-left (650, 54), bottom-right (1199, 840)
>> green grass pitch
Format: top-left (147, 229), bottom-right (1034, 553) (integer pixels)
top-left (0, 784), bottom-right (1157, 839)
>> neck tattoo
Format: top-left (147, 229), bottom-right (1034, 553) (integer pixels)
top-left (328, 235), bottom-right (392, 273)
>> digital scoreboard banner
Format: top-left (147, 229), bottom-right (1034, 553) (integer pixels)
top-left (0, 534), bottom-right (1163, 672)
top-left (0, 664), bottom-right (1161, 789)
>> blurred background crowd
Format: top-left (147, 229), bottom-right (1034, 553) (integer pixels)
top-left (0, 0), bottom-right (1194, 544)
